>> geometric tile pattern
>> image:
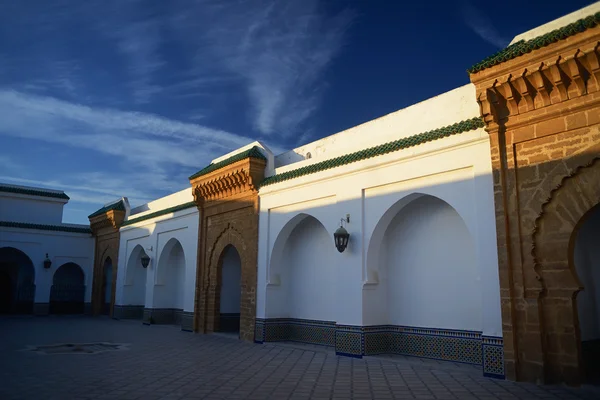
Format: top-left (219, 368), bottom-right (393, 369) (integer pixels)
top-left (482, 336), bottom-right (505, 378)
top-left (335, 325), bottom-right (364, 357)
top-left (256, 319), bottom-right (504, 379)
top-left (143, 308), bottom-right (184, 325)
top-left (113, 305), bottom-right (144, 320)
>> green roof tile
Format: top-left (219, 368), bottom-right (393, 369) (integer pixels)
top-left (189, 146), bottom-right (267, 180)
top-left (0, 184), bottom-right (70, 200)
top-left (88, 199), bottom-right (126, 219)
top-left (260, 117), bottom-right (485, 188)
top-left (122, 201), bottom-right (196, 227)
top-left (0, 221), bottom-right (91, 234)
top-left (468, 12), bottom-right (600, 74)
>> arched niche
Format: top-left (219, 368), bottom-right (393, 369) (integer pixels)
top-left (368, 194), bottom-right (480, 331)
top-left (49, 262), bottom-right (85, 314)
top-left (123, 244), bottom-right (147, 307)
top-left (154, 238), bottom-right (186, 310)
top-left (0, 247), bottom-right (36, 314)
top-left (267, 214), bottom-right (336, 321)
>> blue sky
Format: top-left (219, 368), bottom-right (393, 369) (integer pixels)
top-left (0, 0), bottom-right (595, 224)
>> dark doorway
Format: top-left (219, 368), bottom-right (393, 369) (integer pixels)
top-left (218, 245), bottom-right (241, 334)
top-left (0, 271), bottom-right (12, 313)
top-left (102, 257), bottom-right (113, 315)
top-left (0, 247), bottom-right (35, 314)
top-left (49, 263), bottom-right (85, 314)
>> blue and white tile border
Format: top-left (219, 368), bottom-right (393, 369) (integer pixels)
top-left (255, 318), bottom-right (505, 379)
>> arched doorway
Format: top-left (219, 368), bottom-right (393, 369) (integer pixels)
top-left (49, 263), bottom-right (85, 314)
top-left (102, 257), bottom-right (113, 315)
top-left (218, 245), bottom-right (241, 333)
top-left (0, 247), bottom-right (35, 314)
top-left (573, 204), bottom-right (600, 384)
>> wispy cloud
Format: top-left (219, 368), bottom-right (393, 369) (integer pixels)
top-left (461, 1), bottom-right (510, 48)
top-left (171, 0), bottom-right (355, 136)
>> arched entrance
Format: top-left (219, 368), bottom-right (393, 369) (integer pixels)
top-left (102, 257), bottom-right (113, 315)
top-left (0, 247), bottom-right (35, 314)
top-left (573, 204), bottom-right (600, 384)
top-left (49, 263), bottom-right (85, 314)
top-left (218, 245), bottom-right (241, 333)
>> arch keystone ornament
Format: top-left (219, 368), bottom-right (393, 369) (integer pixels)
top-left (469, 15), bottom-right (600, 385)
top-left (189, 147), bottom-right (267, 341)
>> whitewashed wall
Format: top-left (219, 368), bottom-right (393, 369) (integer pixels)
top-left (116, 203), bottom-right (199, 314)
top-left (0, 194), bottom-right (67, 225)
top-left (575, 205), bottom-right (600, 341)
top-left (0, 227), bottom-right (94, 304)
top-left (257, 84), bottom-right (502, 337)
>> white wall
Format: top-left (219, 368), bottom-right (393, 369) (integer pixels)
top-left (0, 195), bottom-right (66, 225)
top-left (0, 227), bottom-right (95, 304)
top-left (258, 122), bottom-right (501, 337)
top-left (220, 246), bottom-right (241, 314)
top-left (116, 205), bottom-right (199, 313)
top-left (122, 244), bottom-right (148, 306)
top-left (383, 195), bottom-right (480, 330)
top-left (575, 205), bottom-right (600, 342)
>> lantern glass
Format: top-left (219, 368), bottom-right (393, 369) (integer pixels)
top-left (333, 226), bottom-right (350, 253)
top-left (140, 254), bottom-right (150, 268)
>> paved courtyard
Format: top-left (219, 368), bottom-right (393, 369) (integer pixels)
top-left (1, 316), bottom-right (599, 400)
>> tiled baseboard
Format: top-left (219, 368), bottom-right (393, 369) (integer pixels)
top-left (255, 318), bottom-right (505, 379)
top-left (143, 308), bottom-right (183, 325)
top-left (113, 305), bottom-right (144, 320)
top-left (181, 311), bottom-right (194, 332)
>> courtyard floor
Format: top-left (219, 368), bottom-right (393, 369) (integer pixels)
top-left (1, 316), bottom-right (599, 400)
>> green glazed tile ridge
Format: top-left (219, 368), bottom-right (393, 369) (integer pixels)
top-left (260, 117), bottom-right (484, 188)
top-left (0, 184), bottom-right (70, 200)
top-left (88, 199), bottom-right (126, 219)
top-left (122, 201), bottom-right (196, 227)
top-left (189, 146), bottom-right (267, 180)
top-left (468, 12), bottom-right (600, 74)
top-left (0, 221), bottom-right (91, 234)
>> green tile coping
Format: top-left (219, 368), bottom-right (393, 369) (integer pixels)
top-left (468, 12), bottom-right (600, 74)
top-left (189, 146), bottom-right (267, 180)
top-left (88, 199), bottom-right (126, 219)
top-left (0, 184), bottom-right (70, 200)
top-left (260, 117), bottom-right (485, 188)
top-left (0, 221), bottom-right (91, 234)
top-left (121, 201), bottom-right (196, 227)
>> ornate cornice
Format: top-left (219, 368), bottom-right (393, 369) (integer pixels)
top-left (471, 27), bottom-right (600, 130)
top-left (89, 209), bottom-right (125, 234)
top-left (190, 157), bottom-right (266, 206)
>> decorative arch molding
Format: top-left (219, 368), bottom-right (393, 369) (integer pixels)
top-left (533, 157), bottom-right (600, 293)
top-left (365, 192), bottom-right (474, 285)
top-left (155, 237), bottom-right (185, 286)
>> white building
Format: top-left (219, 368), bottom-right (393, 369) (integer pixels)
top-left (0, 184), bottom-right (95, 315)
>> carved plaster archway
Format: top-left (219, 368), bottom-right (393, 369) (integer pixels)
top-left (533, 158), bottom-right (600, 382)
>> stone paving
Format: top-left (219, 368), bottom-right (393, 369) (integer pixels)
top-left (1, 316), bottom-right (600, 400)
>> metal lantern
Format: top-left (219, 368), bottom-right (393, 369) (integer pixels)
top-left (140, 253), bottom-right (150, 268)
top-left (333, 216), bottom-right (350, 253)
top-left (43, 253), bottom-right (52, 269)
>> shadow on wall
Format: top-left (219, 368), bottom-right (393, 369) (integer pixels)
top-left (258, 145), bottom-right (600, 382)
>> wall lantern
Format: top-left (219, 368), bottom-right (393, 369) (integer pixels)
top-left (43, 253), bottom-right (52, 269)
top-left (140, 252), bottom-right (150, 269)
top-left (333, 214), bottom-right (350, 253)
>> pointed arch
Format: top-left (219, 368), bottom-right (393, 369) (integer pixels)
top-left (50, 262), bottom-right (85, 314)
top-left (0, 247), bottom-right (35, 314)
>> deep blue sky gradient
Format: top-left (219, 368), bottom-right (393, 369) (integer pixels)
top-left (0, 0), bottom-right (595, 223)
